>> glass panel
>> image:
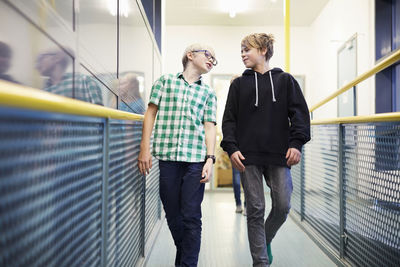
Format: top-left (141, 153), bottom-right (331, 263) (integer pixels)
top-left (337, 37), bottom-right (357, 117)
top-left (11, 0), bottom-right (73, 28)
top-left (8, 1), bottom-right (74, 36)
top-left (0, 1), bottom-right (73, 90)
top-left (36, 47), bottom-right (75, 98)
top-left (119, 0), bottom-right (152, 114)
top-left (44, 0), bottom-right (74, 27)
top-left (119, 72), bottom-right (145, 114)
top-left (79, 66), bottom-right (113, 107)
top-left (78, 0), bottom-right (117, 75)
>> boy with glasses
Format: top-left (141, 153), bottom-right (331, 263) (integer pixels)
top-left (221, 33), bottom-right (310, 266)
top-left (138, 43), bottom-right (217, 267)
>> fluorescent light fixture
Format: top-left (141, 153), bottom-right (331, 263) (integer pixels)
top-left (220, 0), bottom-right (248, 18)
top-left (107, 0), bottom-right (131, 17)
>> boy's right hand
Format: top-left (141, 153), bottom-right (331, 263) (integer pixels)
top-left (230, 151), bottom-right (245, 172)
top-left (138, 149), bottom-right (152, 175)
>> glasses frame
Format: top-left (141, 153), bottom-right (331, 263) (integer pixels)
top-left (192, 50), bottom-right (218, 66)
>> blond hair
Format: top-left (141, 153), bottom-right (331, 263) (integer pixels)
top-left (241, 33), bottom-right (275, 61)
top-left (181, 43), bottom-right (216, 70)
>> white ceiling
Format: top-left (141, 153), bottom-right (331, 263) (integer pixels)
top-left (166, 0), bottom-right (330, 26)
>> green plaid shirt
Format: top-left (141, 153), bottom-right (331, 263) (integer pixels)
top-left (149, 73), bottom-right (217, 162)
top-left (44, 73), bottom-right (103, 105)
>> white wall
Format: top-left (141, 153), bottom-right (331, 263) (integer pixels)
top-left (307, 0), bottom-right (375, 118)
top-left (163, 0), bottom-right (376, 120)
top-left (163, 25), bottom-right (311, 86)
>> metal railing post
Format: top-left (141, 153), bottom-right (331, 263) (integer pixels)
top-left (101, 118), bottom-right (110, 267)
top-left (338, 124), bottom-right (345, 258)
top-left (141, 174), bottom-right (146, 257)
top-left (300, 146), bottom-right (305, 221)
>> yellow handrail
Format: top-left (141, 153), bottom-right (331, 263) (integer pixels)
top-left (311, 112), bottom-right (400, 125)
top-left (284, 0), bottom-right (290, 73)
top-left (0, 80), bottom-right (144, 121)
top-left (310, 49), bottom-right (400, 112)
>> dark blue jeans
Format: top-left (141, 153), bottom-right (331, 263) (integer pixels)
top-left (232, 167), bottom-right (242, 206)
top-left (159, 161), bottom-right (205, 267)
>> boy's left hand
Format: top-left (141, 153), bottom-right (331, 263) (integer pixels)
top-left (200, 159), bottom-right (213, 183)
top-left (286, 148), bottom-right (301, 166)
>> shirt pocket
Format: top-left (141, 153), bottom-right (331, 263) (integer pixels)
top-left (186, 89), bottom-right (206, 121)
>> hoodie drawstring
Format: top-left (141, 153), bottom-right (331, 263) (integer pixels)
top-left (254, 72), bottom-right (259, 107)
top-left (254, 71), bottom-right (277, 107)
top-left (269, 71), bottom-right (276, 102)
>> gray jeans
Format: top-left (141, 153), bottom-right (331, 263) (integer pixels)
top-left (241, 165), bottom-right (293, 267)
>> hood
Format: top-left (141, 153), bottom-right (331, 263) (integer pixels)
top-left (242, 68), bottom-right (283, 107)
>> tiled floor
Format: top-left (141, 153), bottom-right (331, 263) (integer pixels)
top-left (146, 190), bottom-right (337, 267)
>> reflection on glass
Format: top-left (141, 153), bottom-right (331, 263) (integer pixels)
top-left (119, 72), bottom-right (145, 114)
top-left (0, 41), bottom-right (19, 84)
top-left (35, 47), bottom-right (103, 105)
top-left (0, 2), bottom-right (76, 88)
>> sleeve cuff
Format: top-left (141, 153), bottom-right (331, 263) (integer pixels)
top-left (289, 139), bottom-right (303, 152)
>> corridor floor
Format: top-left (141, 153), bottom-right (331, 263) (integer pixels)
top-left (146, 190), bottom-right (337, 267)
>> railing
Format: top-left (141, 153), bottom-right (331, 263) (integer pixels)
top-left (0, 81), bottom-right (161, 267)
top-left (290, 50), bottom-right (400, 266)
top-left (309, 49), bottom-right (400, 113)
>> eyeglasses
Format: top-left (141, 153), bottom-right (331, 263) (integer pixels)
top-left (192, 50), bottom-right (218, 66)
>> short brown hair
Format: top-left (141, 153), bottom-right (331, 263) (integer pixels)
top-left (241, 33), bottom-right (275, 61)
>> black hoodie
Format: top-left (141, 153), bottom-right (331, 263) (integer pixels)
top-left (220, 68), bottom-right (311, 167)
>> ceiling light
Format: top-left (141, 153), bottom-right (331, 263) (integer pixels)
top-left (220, 0), bottom-right (248, 18)
top-left (107, 0), bottom-right (131, 17)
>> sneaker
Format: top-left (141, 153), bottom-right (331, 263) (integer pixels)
top-left (267, 243), bottom-right (273, 264)
top-left (235, 205), bottom-right (243, 213)
top-left (243, 207), bottom-right (247, 216)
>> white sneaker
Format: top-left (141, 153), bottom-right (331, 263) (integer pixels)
top-left (243, 207), bottom-right (247, 216)
top-left (235, 205), bottom-right (243, 213)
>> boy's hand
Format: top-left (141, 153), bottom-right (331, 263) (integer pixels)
top-left (138, 149), bottom-right (152, 175)
top-left (286, 148), bottom-right (301, 166)
top-left (200, 159), bottom-right (213, 183)
top-left (230, 151), bottom-right (245, 172)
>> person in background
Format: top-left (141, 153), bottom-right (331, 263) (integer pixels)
top-left (138, 43), bottom-right (218, 267)
top-left (221, 33), bottom-right (310, 266)
top-left (35, 47), bottom-right (103, 105)
top-left (229, 75), bottom-right (246, 215)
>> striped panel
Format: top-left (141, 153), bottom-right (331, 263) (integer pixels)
top-left (0, 108), bottom-right (104, 267)
top-left (302, 125), bottom-right (341, 252)
top-left (343, 123), bottom-right (400, 267)
top-left (107, 121), bottom-right (144, 266)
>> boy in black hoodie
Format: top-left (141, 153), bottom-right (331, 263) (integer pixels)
top-left (221, 33), bottom-right (310, 266)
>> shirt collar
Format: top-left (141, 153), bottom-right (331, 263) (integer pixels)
top-left (177, 72), bottom-right (203, 85)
